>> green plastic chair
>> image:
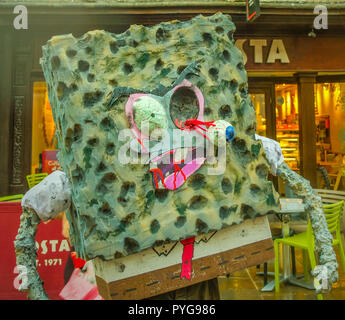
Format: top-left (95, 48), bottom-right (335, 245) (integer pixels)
top-left (0, 194), bottom-right (24, 202)
top-left (26, 173), bottom-right (48, 189)
top-left (274, 200), bottom-right (345, 300)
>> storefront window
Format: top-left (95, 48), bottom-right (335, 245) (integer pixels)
top-left (275, 84), bottom-right (300, 172)
top-left (250, 93), bottom-right (266, 136)
top-left (315, 82), bottom-right (345, 190)
top-left (31, 82), bottom-right (60, 174)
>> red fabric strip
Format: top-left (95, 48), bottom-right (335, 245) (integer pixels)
top-left (180, 237), bottom-right (195, 280)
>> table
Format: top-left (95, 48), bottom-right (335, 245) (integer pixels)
top-left (259, 198), bottom-right (315, 292)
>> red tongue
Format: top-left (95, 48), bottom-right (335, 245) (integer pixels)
top-left (180, 237), bottom-right (195, 280)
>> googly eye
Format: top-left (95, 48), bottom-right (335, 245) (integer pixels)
top-left (226, 125), bottom-right (235, 142)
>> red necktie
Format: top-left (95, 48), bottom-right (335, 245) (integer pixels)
top-left (180, 237), bottom-right (195, 280)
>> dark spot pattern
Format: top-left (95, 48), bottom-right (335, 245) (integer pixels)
top-left (189, 196), bottom-right (208, 210)
top-left (124, 237), bottom-right (140, 254)
top-left (196, 218), bottom-right (208, 234)
top-left (150, 219), bottom-right (160, 233)
top-left (221, 178), bottom-right (233, 194)
top-left (78, 60), bottom-right (90, 72)
top-left (175, 216), bottom-right (186, 228)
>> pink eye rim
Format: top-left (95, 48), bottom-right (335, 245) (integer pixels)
top-left (170, 79), bottom-right (205, 128)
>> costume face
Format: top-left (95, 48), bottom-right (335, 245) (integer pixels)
top-left (41, 13), bottom-right (279, 260)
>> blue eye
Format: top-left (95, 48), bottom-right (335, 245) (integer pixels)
top-left (225, 125), bottom-right (235, 142)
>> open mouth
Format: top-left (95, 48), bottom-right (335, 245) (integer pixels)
top-left (150, 147), bottom-right (206, 190)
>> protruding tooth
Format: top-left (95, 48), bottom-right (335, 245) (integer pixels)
top-left (150, 162), bottom-right (158, 170)
top-left (174, 148), bottom-right (188, 163)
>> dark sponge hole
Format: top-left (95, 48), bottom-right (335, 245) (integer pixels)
top-left (230, 79), bottom-right (238, 91)
top-left (155, 58), bottom-right (164, 71)
top-left (121, 212), bottom-right (135, 227)
top-left (106, 142), bottom-right (115, 155)
top-left (239, 84), bottom-right (248, 98)
top-left (71, 165), bottom-right (84, 184)
top-left (221, 178), bottom-right (233, 194)
top-left (218, 104), bottom-right (232, 119)
top-left (215, 26), bottom-right (224, 34)
top-left (87, 137), bottom-right (99, 147)
top-left (177, 65), bottom-right (187, 75)
top-left (237, 62), bottom-right (245, 71)
top-left (246, 123), bottom-right (256, 136)
top-left (150, 219), bottom-right (160, 234)
top-left (87, 74), bottom-right (95, 82)
top-left (219, 206), bottom-right (230, 219)
top-left (120, 181), bottom-right (135, 197)
top-left (122, 63), bottom-right (133, 75)
top-left (227, 30), bottom-right (235, 42)
top-left (114, 251), bottom-right (124, 259)
top-left (204, 107), bottom-right (212, 116)
top-left (251, 143), bottom-right (261, 159)
top-left (85, 47), bottom-right (92, 54)
top-left (154, 189), bottom-right (169, 202)
top-left (96, 183), bottom-right (108, 194)
top-left (70, 83), bottom-right (78, 92)
top-left (83, 91), bottom-right (103, 108)
top-left (100, 117), bottom-right (115, 131)
top-left (129, 39), bottom-right (139, 48)
top-left (117, 196), bottom-right (128, 206)
top-left (156, 27), bottom-right (170, 42)
top-left (51, 56), bottom-right (60, 70)
top-left (189, 195), bottom-right (208, 210)
top-left (102, 172), bottom-right (117, 184)
top-left (109, 41), bottom-right (119, 54)
top-left (241, 204), bottom-right (256, 219)
top-left (73, 124), bottom-right (82, 142)
top-left (109, 79), bottom-right (118, 87)
top-left (116, 39), bottom-right (126, 47)
top-left (188, 173), bottom-right (206, 190)
top-left (65, 128), bottom-right (73, 151)
top-left (223, 50), bottom-right (231, 62)
top-left (57, 82), bottom-right (69, 101)
top-left (256, 164), bottom-right (269, 179)
top-left (208, 68), bottom-right (219, 80)
top-left (231, 137), bottom-right (248, 152)
top-left (78, 60), bottom-right (90, 72)
top-left (96, 161), bottom-right (107, 173)
top-left (99, 202), bottom-right (112, 215)
top-left (219, 205), bottom-right (238, 220)
top-left (250, 184), bottom-right (262, 195)
top-left (175, 216), bottom-right (186, 228)
top-left (196, 218), bottom-right (208, 235)
top-left (202, 32), bottom-right (213, 46)
top-left (66, 49), bottom-right (77, 58)
top-left (124, 237), bottom-right (140, 254)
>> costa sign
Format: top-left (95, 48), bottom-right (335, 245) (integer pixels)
top-left (234, 37), bottom-right (345, 72)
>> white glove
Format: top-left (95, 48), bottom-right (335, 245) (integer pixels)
top-left (255, 134), bottom-right (285, 176)
top-left (21, 170), bottom-right (71, 221)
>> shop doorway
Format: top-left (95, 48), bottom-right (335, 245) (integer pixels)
top-left (315, 81), bottom-right (345, 190)
top-left (249, 81), bottom-right (301, 194)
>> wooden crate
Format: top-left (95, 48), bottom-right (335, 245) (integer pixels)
top-left (93, 216), bottom-right (273, 300)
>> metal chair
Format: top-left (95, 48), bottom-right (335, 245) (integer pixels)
top-left (274, 197), bottom-right (345, 300)
top-left (26, 173), bottom-right (48, 189)
top-left (0, 194), bottom-right (24, 202)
